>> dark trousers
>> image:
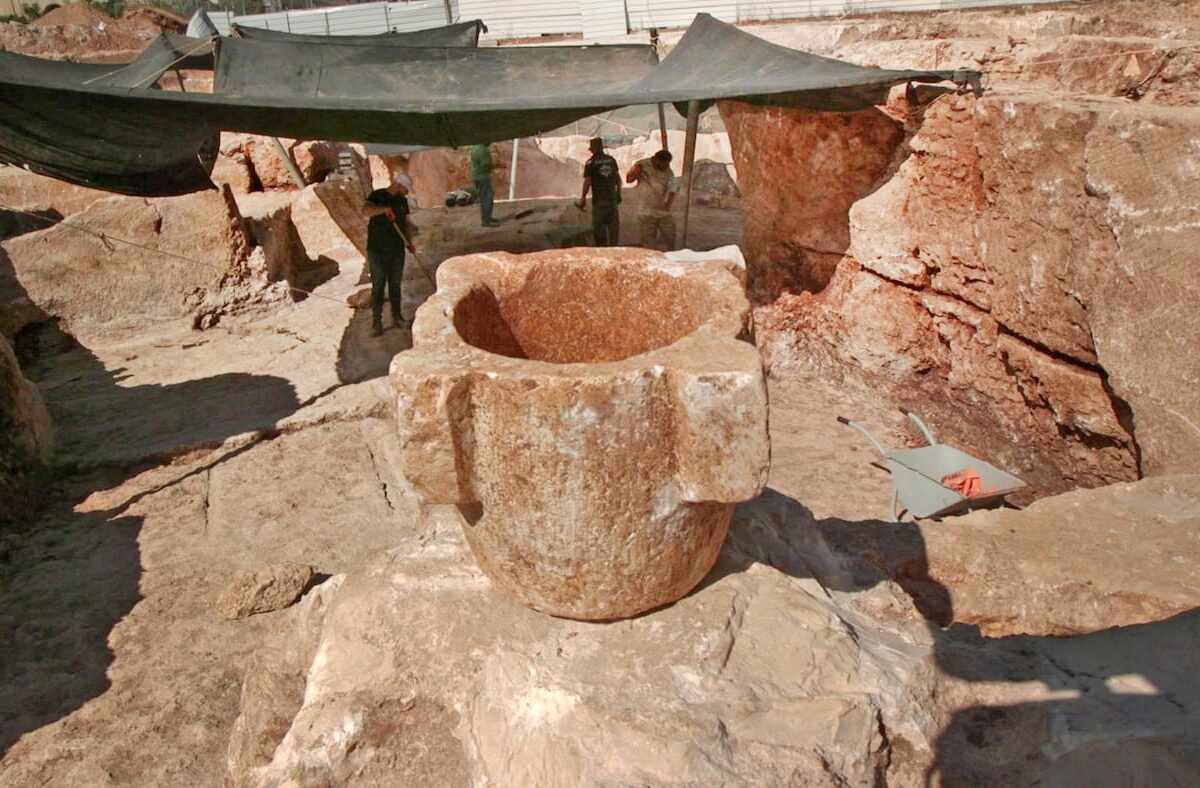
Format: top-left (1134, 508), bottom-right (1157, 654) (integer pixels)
top-left (475, 178), bottom-right (494, 223)
top-left (368, 249), bottom-right (404, 326)
top-left (591, 202), bottom-right (620, 246)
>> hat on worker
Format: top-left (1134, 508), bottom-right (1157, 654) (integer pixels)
top-left (392, 172), bottom-right (413, 190)
top-left (589, 137), bottom-right (604, 152)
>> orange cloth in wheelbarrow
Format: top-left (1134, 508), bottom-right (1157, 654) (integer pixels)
top-left (940, 468), bottom-right (997, 498)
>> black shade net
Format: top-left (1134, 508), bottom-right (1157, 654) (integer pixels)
top-left (0, 14), bottom-right (979, 197)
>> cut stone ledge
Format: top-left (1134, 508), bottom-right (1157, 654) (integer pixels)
top-left (390, 246), bottom-right (770, 620)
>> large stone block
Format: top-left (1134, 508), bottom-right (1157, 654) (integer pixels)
top-left (391, 247), bottom-right (769, 619)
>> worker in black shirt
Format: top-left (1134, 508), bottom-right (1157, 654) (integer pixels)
top-left (577, 137), bottom-right (622, 246)
top-left (362, 172), bottom-right (417, 336)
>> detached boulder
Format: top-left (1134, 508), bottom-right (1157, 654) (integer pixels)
top-left (216, 563), bottom-right (316, 620)
top-left (689, 159), bottom-right (740, 208)
top-left (911, 475), bottom-right (1200, 637)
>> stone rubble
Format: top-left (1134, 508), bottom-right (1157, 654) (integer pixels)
top-left (216, 563), bottom-right (317, 620)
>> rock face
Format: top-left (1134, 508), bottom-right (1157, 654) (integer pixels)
top-left (0, 167), bottom-right (111, 225)
top-left (728, 88), bottom-right (1200, 492)
top-left (240, 202), bottom-right (339, 297)
top-left (391, 247), bottom-right (769, 619)
top-left (721, 101), bottom-right (902, 298)
top-left (0, 185), bottom-right (291, 338)
top-left (214, 134), bottom-right (367, 193)
top-left (216, 563), bottom-right (316, 620)
top-left (0, 331), bottom-right (51, 520)
top-left (225, 505), bottom-right (938, 787)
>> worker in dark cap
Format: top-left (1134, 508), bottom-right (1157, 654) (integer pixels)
top-left (626, 149), bottom-right (677, 250)
top-left (577, 137), bottom-right (622, 246)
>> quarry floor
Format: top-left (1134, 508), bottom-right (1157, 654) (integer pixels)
top-left (2, 200), bottom-right (1198, 784)
top-left (0, 261), bottom-right (903, 784)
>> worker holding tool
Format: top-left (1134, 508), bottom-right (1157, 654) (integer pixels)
top-left (626, 149), bottom-right (677, 251)
top-left (577, 137), bottom-right (622, 246)
top-left (362, 172), bottom-right (416, 336)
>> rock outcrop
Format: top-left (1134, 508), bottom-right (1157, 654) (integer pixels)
top-left (214, 134), bottom-right (368, 193)
top-left (910, 475), bottom-right (1200, 637)
top-left (216, 563), bottom-right (317, 620)
top-left (225, 505), bottom-right (938, 787)
top-left (0, 331), bottom-right (51, 521)
top-left (727, 86), bottom-right (1200, 492)
top-left (240, 202), bottom-right (339, 299)
top-left (0, 185), bottom-right (293, 338)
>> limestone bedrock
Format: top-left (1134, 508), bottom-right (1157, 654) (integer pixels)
top-left (390, 246), bottom-right (770, 620)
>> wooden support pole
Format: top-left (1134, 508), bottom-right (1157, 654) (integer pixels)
top-left (657, 103), bottom-right (668, 151)
top-left (270, 136), bottom-right (307, 189)
top-left (679, 99), bottom-right (700, 250)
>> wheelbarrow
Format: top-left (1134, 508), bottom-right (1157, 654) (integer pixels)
top-left (837, 409), bottom-right (1028, 521)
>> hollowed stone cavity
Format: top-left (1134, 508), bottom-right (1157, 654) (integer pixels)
top-left (453, 262), bottom-right (710, 363)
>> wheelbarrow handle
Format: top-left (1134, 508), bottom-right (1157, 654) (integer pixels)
top-left (837, 416), bottom-right (889, 457)
top-left (900, 408), bottom-right (936, 445)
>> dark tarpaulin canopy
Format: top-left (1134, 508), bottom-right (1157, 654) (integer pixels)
top-left (0, 13), bottom-right (978, 196)
top-left (187, 9), bottom-right (221, 39)
top-left (230, 18), bottom-right (485, 48)
top-left (0, 50), bottom-right (219, 195)
top-left (119, 33), bottom-right (217, 85)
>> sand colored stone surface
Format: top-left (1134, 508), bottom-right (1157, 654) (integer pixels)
top-left (392, 247), bottom-right (768, 619)
top-left (225, 506), bottom-right (933, 786)
top-left (216, 563), bottom-right (316, 620)
top-left (912, 475), bottom-right (1200, 637)
top-left (0, 187), bottom-right (258, 339)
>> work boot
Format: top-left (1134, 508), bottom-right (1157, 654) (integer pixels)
top-left (482, 219), bottom-right (500, 227)
top-left (392, 313), bottom-right (412, 330)
top-left (370, 321), bottom-right (384, 337)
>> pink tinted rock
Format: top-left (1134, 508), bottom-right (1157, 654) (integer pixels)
top-left (721, 99), bottom-right (903, 299)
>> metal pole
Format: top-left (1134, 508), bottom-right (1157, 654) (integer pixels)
top-left (443, 0), bottom-right (453, 24)
top-left (508, 138), bottom-right (519, 200)
top-left (657, 103), bottom-right (668, 150)
top-left (270, 137), bottom-right (308, 188)
top-left (680, 99), bottom-right (700, 250)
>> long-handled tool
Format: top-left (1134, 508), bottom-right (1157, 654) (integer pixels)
top-left (390, 220), bottom-right (437, 287)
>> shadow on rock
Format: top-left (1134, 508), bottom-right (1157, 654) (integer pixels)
top-left (0, 320), bottom-right (305, 760)
top-left (0, 506), bottom-right (142, 755)
top-left (717, 488), bottom-right (1200, 784)
top-left (335, 305), bottom-right (412, 384)
top-left (17, 322), bottom-right (301, 468)
top-left (928, 607), bottom-right (1200, 784)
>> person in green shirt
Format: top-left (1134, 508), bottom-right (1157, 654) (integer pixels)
top-left (469, 143), bottom-right (505, 227)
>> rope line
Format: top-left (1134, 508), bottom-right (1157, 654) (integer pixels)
top-left (80, 35), bottom-right (218, 88)
top-left (0, 200), bottom-right (351, 306)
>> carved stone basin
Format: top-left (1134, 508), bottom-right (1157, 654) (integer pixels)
top-left (390, 247), bottom-right (769, 620)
